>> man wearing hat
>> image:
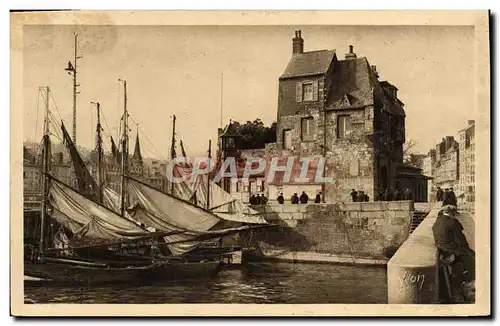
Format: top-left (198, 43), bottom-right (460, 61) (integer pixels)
top-left (432, 205), bottom-right (475, 302)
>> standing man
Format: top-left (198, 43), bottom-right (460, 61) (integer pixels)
top-left (449, 187), bottom-right (458, 207)
top-left (314, 192), bottom-right (322, 203)
top-left (299, 191), bottom-right (309, 204)
top-left (291, 193), bottom-right (299, 204)
top-left (436, 187), bottom-right (444, 202)
top-left (384, 188), bottom-right (393, 201)
top-left (350, 189), bottom-right (358, 202)
top-left (277, 193), bottom-right (285, 204)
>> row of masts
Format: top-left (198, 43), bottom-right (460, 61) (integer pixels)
top-left (38, 33), bottom-right (221, 258)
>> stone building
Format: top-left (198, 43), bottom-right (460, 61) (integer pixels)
top-left (422, 149), bottom-right (436, 201)
top-left (458, 120), bottom-right (475, 203)
top-left (433, 136), bottom-right (459, 189)
top-left (218, 30), bottom-right (429, 203)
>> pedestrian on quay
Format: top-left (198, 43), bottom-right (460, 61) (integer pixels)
top-left (394, 188), bottom-right (402, 201)
top-left (299, 191), bottom-right (309, 204)
top-left (277, 193), bottom-right (285, 204)
top-left (432, 205), bottom-right (475, 302)
top-left (261, 193), bottom-right (268, 205)
top-left (449, 187), bottom-right (458, 207)
top-left (249, 194), bottom-right (257, 205)
top-left (364, 192), bottom-right (370, 202)
top-left (356, 191), bottom-right (365, 203)
top-left (442, 188), bottom-right (449, 204)
top-left (436, 187), bottom-right (444, 202)
top-left (255, 194), bottom-right (262, 205)
top-left (291, 193), bottom-right (299, 204)
top-left (350, 189), bottom-right (358, 202)
top-left (384, 188), bottom-right (393, 201)
top-left (314, 192), bottom-right (322, 203)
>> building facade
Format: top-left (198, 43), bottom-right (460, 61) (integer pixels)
top-left (458, 120), bottom-right (475, 203)
top-left (218, 30), bottom-right (429, 203)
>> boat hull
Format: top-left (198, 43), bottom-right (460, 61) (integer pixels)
top-left (24, 259), bottom-right (157, 285)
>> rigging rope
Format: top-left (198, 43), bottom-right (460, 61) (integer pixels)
top-left (33, 88), bottom-right (40, 142)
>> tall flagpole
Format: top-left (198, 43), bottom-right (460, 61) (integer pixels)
top-left (206, 139), bottom-right (211, 210)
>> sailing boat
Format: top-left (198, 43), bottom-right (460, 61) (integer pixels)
top-left (24, 87), bottom-right (160, 285)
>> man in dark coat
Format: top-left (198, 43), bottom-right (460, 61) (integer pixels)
top-left (261, 194), bottom-right (268, 205)
top-left (384, 188), bottom-right (393, 201)
top-left (314, 192), bottom-right (322, 203)
top-left (364, 192), bottom-right (370, 202)
top-left (299, 191), bottom-right (309, 204)
top-left (255, 194), bottom-right (261, 205)
top-left (436, 187), bottom-right (444, 202)
top-left (394, 189), bottom-right (402, 201)
top-left (350, 189), bottom-right (358, 202)
top-left (291, 193), bottom-right (299, 204)
top-left (449, 187), bottom-right (458, 207)
top-left (442, 188), bottom-right (449, 204)
top-left (277, 193), bottom-right (285, 204)
top-left (356, 191), bottom-right (365, 203)
top-left (443, 189), bottom-right (456, 206)
top-left (249, 194), bottom-right (257, 205)
top-left (432, 205), bottom-right (475, 301)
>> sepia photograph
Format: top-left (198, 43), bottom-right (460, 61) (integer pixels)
top-left (10, 10), bottom-right (490, 316)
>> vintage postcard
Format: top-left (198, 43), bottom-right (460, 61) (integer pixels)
top-left (10, 10), bottom-right (490, 316)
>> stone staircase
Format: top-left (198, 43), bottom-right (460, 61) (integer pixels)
top-left (410, 210), bottom-right (430, 233)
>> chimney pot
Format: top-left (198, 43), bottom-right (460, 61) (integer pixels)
top-left (292, 30), bottom-right (304, 54)
top-left (468, 120), bottom-right (475, 126)
top-left (345, 44), bottom-right (357, 60)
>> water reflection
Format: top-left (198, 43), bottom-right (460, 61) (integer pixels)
top-left (24, 262), bottom-right (387, 304)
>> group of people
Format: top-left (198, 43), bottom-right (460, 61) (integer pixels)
top-left (276, 191), bottom-right (322, 204)
top-left (436, 186), bottom-right (458, 207)
top-left (349, 189), bottom-right (370, 202)
top-left (249, 193), bottom-right (268, 205)
top-left (375, 188), bottom-right (413, 202)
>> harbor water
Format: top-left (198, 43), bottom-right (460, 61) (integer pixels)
top-left (24, 262), bottom-right (387, 304)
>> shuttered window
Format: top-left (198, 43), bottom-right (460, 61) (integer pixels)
top-left (303, 83), bottom-right (313, 101)
top-left (296, 80), bottom-right (319, 102)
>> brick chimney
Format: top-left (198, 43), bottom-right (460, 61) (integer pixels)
top-left (345, 45), bottom-right (357, 59)
top-left (292, 30), bottom-right (304, 54)
top-left (371, 65), bottom-right (379, 78)
top-left (468, 120), bottom-right (475, 126)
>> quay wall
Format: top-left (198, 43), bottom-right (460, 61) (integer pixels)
top-left (387, 203), bottom-right (475, 304)
top-left (249, 201), bottom-right (414, 262)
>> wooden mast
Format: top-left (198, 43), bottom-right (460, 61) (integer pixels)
top-left (92, 101), bottom-right (103, 203)
top-left (39, 86), bottom-right (50, 260)
top-left (206, 139), bottom-right (211, 210)
top-left (170, 114), bottom-right (176, 196)
top-left (119, 79), bottom-right (128, 217)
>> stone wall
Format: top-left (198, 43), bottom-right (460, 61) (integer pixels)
top-left (251, 201), bottom-right (413, 261)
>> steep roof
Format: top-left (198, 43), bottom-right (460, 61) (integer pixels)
top-left (326, 57), bottom-right (376, 108)
top-left (326, 57), bottom-right (406, 116)
top-left (280, 50), bottom-right (336, 79)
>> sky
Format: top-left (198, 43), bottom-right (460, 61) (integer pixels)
top-left (23, 25), bottom-right (474, 158)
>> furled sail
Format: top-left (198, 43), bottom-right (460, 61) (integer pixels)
top-left (125, 176), bottom-right (262, 255)
top-left (61, 122), bottom-right (100, 202)
top-left (48, 178), bottom-right (151, 240)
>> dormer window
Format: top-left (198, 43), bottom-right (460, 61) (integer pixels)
top-left (296, 80), bottom-right (318, 102)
